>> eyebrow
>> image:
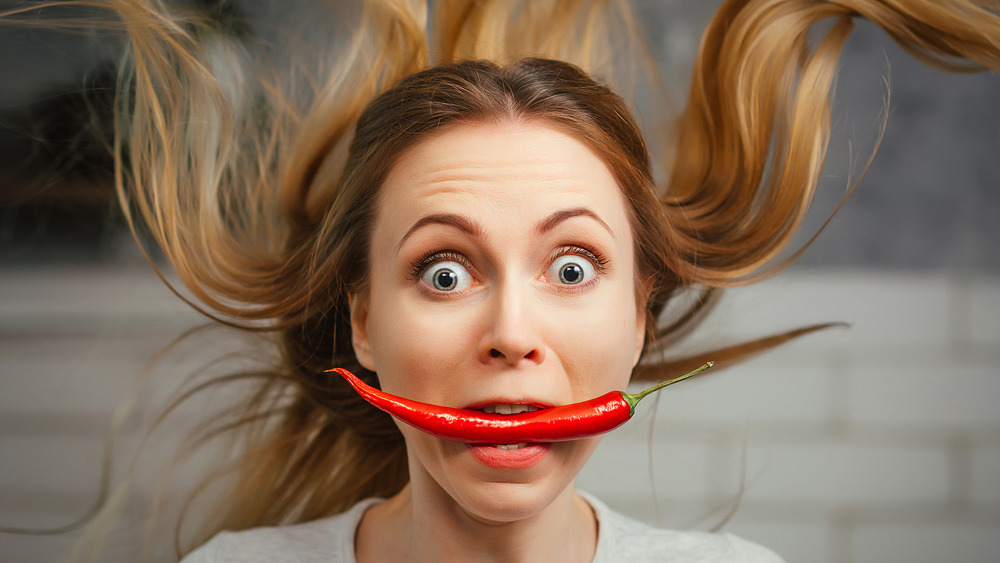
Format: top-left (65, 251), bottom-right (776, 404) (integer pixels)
top-left (537, 207), bottom-right (615, 240)
top-left (396, 213), bottom-right (484, 253)
top-left (395, 207), bottom-right (614, 253)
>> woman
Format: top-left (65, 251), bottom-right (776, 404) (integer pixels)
top-left (181, 59), bottom-right (783, 562)
top-left (4, 0), bottom-right (999, 561)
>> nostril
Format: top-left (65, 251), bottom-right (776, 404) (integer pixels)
top-left (490, 349), bottom-right (503, 358)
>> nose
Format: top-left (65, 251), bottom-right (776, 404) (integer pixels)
top-left (480, 283), bottom-right (545, 366)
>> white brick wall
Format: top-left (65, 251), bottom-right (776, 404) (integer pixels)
top-left (851, 522), bottom-right (1000, 563)
top-left (2, 266), bottom-right (999, 562)
top-left (580, 271), bottom-right (1000, 563)
top-left (966, 280), bottom-right (1000, 349)
top-left (971, 447), bottom-right (1000, 505)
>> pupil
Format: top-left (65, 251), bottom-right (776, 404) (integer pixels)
top-left (434, 269), bottom-right (457, 290)
top-left (559, 263), bottom-right (582, 284)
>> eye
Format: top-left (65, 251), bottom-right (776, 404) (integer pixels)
top-left (546, 254), bottom-right (597, 286)
top-left (420, 260), bottom-right (473, 292)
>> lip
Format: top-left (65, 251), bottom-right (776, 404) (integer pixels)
top-left (466, 442), bottom-right (550, 470)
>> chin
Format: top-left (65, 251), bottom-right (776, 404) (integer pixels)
top-left (419, 437), bottom-right (598, 525)
top-left (454, 479), bottom-right (568, 524)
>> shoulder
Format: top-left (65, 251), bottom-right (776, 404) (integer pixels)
top-left (584, 493), bottom-right (785, 563)
top-left (179, 498), bottom-right (380, 563)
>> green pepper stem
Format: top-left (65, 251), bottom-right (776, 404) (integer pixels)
top-left (622, 361), bottom-right (714, 415)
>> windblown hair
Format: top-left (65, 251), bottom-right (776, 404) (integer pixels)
top-left (3, 0), bottom-right (999, 559)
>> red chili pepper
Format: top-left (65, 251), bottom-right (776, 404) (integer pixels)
top-left (327, 363), bottom-right (712, 444)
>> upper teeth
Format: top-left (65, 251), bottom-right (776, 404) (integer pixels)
top-left (484, 404), bottom-right (538, 415)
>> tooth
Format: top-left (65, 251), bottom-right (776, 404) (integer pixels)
top-left (484, 404), bottom-right (537, 415)
top-left (494, 443), bottom-right (528, 450)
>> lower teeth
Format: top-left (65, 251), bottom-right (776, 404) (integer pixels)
top-left (495, 443), bottom-right (528, 450)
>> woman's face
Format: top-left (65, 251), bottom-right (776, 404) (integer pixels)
top-left (350, 121), bottom-right (645, 523)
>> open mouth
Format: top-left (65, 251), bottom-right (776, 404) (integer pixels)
top-left (481, 404), bottom-right (543, 415)
top-left (476, 405), bottom-right (544, 449)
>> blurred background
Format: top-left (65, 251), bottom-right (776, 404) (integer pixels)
top-left (1, 1), bottom-right (998, 561)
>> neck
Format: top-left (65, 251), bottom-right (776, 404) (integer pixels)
top-left (356, 483), bottom-right (598, 563)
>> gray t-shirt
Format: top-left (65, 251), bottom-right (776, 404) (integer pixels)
top-left (182, 493), bottom-right (784, 562)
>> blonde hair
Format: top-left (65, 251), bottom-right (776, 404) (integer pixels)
top-left (3, 0), bottom-right (999, 559)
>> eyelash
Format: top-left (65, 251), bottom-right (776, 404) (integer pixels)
top-left (555, 244), bottom-right (609, 275)
top-left (406, 245), bottom-right (609, 283)
top-left (407, 249), bottom-right (469, 282)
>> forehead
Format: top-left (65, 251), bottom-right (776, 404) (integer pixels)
top-left (375, 121), bottom-right (628, 224)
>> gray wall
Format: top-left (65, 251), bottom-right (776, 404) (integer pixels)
top-left (637, 1), bottom-right (1000, 273)
top-left (2, 2), bottom-right (999, 272)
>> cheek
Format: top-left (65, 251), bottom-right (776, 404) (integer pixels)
top-left (551, 289), bottom-right (639, 390)
top-left (365, 291), bottom-right (479, 397)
